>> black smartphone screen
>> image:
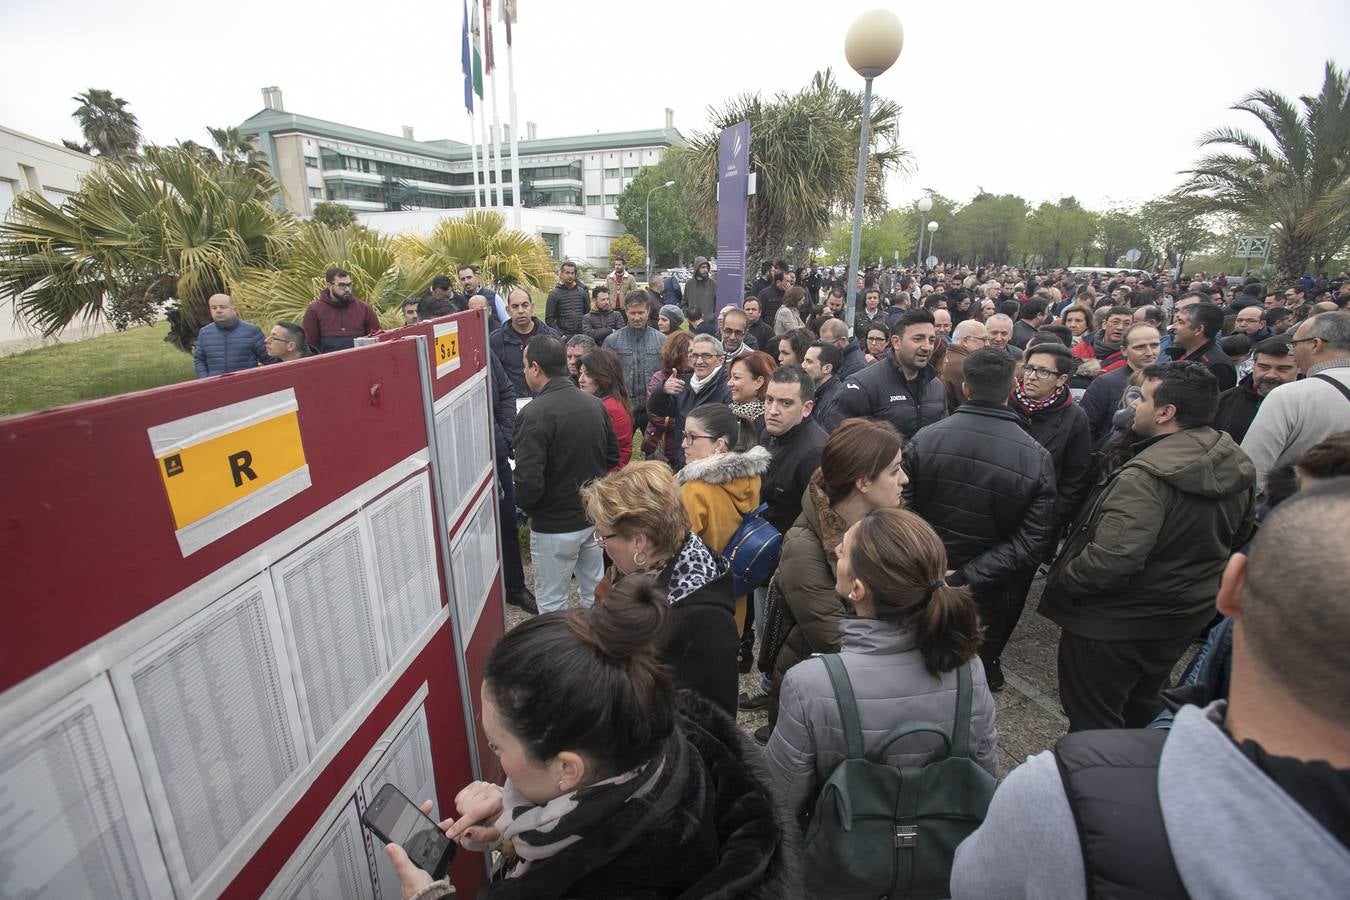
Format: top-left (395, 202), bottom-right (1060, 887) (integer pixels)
top-left (362, 783), bottom-right (456, 878)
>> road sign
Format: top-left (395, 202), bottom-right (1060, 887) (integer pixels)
top-left (925, 255), bottom-right (938, 268)
top-left (1125, 248), bottom-right (1142, 263)
top-left (1234, 235), bottom-right (1270, 259)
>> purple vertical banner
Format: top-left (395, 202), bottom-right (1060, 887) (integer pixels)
top-left (715, 120), bottom-right (750, 313)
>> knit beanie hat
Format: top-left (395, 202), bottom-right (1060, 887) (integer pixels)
top-left (659, 304), bottom-right (685, 329)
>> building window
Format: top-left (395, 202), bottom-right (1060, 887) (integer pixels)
top-left (304, 156), bottom-right (318, 169)
top-left (604, 167), bottom-right (620, 178)
top-left (586, 194), bottom-right (601, 205)
top-left (623, 166), bottom-right (639, 177)
top-left (309, 186), bottom-right (323, 199)
top-left (604, 194), bottom-right (617, 204)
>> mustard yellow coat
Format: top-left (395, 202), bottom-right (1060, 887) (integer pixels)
top-left (676, 445), bottom-right (774, 631)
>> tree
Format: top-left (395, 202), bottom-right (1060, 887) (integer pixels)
top-left (615, 151), bottom-right (713, 267)
top-left (231, 211), bottom-right (556, 329)
top-left (0, 145), bottom-right (291, 348)
top-left (312, 201), bottom-right (358, 229)
top-left (608, 233), bottom-right (646, 272)
top-left (1096, 206), bottom-right (1149, 267)
top-left (1137, 199), bottom-right (1219, 274)
top-left (206, 126), bottom-right (270, 174)
top-left (1019, 198), bottom-right (1097, 268)
top-left (1172, 60), bottom-right (1350, 281)
top-left (70, 88), bottom-right (141, 160)
top-left (683, 69), bottom-right (910, 266)
top-left (823, 209), bottom-right (913, 268)
top-left (950, 192), bottom-right (1029, 265)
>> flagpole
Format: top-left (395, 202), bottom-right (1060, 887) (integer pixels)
top-left (477, 9), bottom-right (495, 208)
top-left (504, 2), bottom-right (522, 228)
top-left (469, 109), bottom-right (484, 208)
top-left (489, 83), bottom-right (505, 209)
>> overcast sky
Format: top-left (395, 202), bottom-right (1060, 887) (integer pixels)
top-left (3, 0), bottom-right (1346, 211)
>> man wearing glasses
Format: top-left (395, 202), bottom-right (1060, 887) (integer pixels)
top-left (721, 308), bottom-right (754, 361)
top-left (264, 321), bottom-right (308, 363)
top-left (302, 267), bottom-right (381, 353)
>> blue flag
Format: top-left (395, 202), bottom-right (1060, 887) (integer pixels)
top-left (460, 0), bottom-right (473, 112)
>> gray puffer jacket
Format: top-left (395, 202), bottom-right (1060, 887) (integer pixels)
top-left (763, 617), bottom-right (998, 821)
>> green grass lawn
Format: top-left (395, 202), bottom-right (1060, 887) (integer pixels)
top-left (0, 323), bottom-right (196, 418)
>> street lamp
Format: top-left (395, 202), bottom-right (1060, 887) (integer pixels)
top-left (925, 220), bottom-right (939, 267)
top-left (915, 196), bottom-right (932, 268)
top-left (645, 180), bottom-right (676, 283)
top-left (843, 9), bottom-right (904, 330)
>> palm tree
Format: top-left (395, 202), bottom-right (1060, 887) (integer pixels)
top-left (682, 69), bottom-right (910, 265)
top-left (0, 146), bottom-right (291, 347)
top-left (1172, 61), bottom-right (1350, 281)
top-left (70, 88), bottom-right (141, 160)
top-left (207, 126), bottom-right (271, 174)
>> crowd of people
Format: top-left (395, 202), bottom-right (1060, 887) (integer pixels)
top-left (189, 254), bottom-right (1350, 897)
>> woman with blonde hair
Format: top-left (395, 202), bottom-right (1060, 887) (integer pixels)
top-left (764, 505), bottom-right (997, 824)
top-left (581, 461), bottom-right (739, 713)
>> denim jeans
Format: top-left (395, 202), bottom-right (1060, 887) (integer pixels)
top-left (529, 525), bottom-right (603, 613)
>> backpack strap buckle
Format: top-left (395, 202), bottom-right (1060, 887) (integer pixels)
top-left (894, 825), bottom-right (917, 848)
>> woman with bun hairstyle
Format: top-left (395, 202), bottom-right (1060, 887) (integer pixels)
top-left (764, 507), bottom-right (998, 824)
top-left (385, 575), bottom-right (801, 898)
top-left (676, 403), bottom-right (773, 640)
top-left (581, 461), bottom-right (740, 714)
top-left (755, 418), bottom-right (908, 743)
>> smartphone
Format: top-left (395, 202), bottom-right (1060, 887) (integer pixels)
top-left (361, 783), bottom-right (456, 879)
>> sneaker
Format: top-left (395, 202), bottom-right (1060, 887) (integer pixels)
top-left (738, 691), bottom-right (771, 711)
top-left (505, 589), bottom-right (538, 615)
top-left (753, 724), bottom-right (773, 744)
top-left (986, 658), bottom-right (1005, 692)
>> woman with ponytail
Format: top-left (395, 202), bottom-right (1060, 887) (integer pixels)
top-left (764, 506), bottom-right (998, 824)
top-left (385, 575), bottom-right (800, 898)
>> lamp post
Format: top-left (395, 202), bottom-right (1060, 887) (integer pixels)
top-left (925, 220), bottom-right (939, 267)
top-left (915, 196), bottom-right (932, 268)
top-left (843, 9), bottom-right (904, 330)
top-left (645, 180), bottom-right (676, 283)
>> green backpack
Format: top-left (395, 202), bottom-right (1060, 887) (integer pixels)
top-left (802, 655), bottom-right (996, 899)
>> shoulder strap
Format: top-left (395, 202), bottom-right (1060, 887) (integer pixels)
top-left (1313, 373), bottom-right (1350, 403)
top-left (820, 654), bottom-right (865, 759)
top-left (951, 663), bottom-right (973, 758)
top-left (1054, 729), bottom-right (1190, 900)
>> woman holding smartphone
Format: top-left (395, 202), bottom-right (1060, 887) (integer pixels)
top-left (384, 574), bottom-right (798, 898)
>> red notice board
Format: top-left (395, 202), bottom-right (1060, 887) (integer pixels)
top-left (0, 337), bottom-right (487, 898)
top-left (374, 308), bottom-right (506, 781)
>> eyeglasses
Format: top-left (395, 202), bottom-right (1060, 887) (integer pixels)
top-left (264, 335), bottom-right (291, 343)
top-left (1287, 336), bottom-right (1318, 346)
top-left (1021, 365), bottom-right (1061, 380)
top-left (681, 432), bottom-right (716, 445)
top-left (591, 530), bottom-right (620, 547)
top-left (333, 281), bottom-right (353, 289)
top-left (689, 352), bottom-right (718, 362)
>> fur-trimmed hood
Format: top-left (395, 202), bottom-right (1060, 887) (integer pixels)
top-left (676, 445), bottom-right (772, 486)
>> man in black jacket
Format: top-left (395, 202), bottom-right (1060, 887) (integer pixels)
top-left (513, 336), bottom-right (619, 613)
top-left (580, 286), bottom-right (624, 344)
top-left (544, 261), bottom-right (589, 337)
top-left (1013, 342), bottom-right (1094, 529)
top-left (487, 352), bottom-right (534, 613)
top-left (490, 288), bottom-right (559, 397)
top-left (1214, 336), bottom-right (1298, 442)
top-left (743, 297), bottom-right (775, 352)
top-left (1167, 302), bottom-right (1237, 391)
top-left (903, 349), bottom-right (1058, 689)
top-left (818, 308), bottom-right (946, 437)
top-left (759, 366), bottom-right (828, 538)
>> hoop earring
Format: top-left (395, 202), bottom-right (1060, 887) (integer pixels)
top-left (633, 551), bottom-right (647, 567)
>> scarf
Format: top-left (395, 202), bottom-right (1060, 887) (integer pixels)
top-left (491, 747), bottom-right (671, 878)
top-left (1093, 329), bottom-right (1123, 359)
top-left (1012, 382), bottom-right (1070, 416)
top-left (731, 399), bottom-right (764, 422)
top-left (689, 366), bottom-right (722, 394)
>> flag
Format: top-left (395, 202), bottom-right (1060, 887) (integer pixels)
top-left (500, 0), bottom-right (516, 47)
top-left (460, 0), bottom-right (473, 112)
top-left (470, 0), bottom-right (483, 98)
top-left (482, 0), bottom-right (495, 75)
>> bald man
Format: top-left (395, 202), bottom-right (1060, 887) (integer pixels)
top-left (193, 293), bottom-right (268, 377)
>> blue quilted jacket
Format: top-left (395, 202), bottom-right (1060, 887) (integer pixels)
top-left (193, 319), bottom-right (267, 377)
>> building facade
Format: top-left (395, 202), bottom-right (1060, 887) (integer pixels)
top-left (239, 87), bottom-right (685, 221)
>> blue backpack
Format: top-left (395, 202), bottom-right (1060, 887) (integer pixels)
top-left (721, 503), bottom-right (781, 597)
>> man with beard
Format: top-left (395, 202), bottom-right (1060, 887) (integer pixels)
top-left (1071, 305), bottom-right (1133, 376)
top-left (1042, 362), bottom-right (1257, 732)
top-left (581, 286), bottom-right (624, 343)
top-left (605, 256), bottom-right (637, 304)
top-left (818, 309), bottom-right (946, 438)
top-left (544, 260), bottom-right (589, 338)
top-left (683, 256), bottom-right (716, 322)
top-left (303, 267), bottom-right (381, 353)
top-left (1214, 338), bottom-right (1298, 442)
top-left (1081, 323), bottom-right (1162, 445)
top-left (902, 349), bottom-right (1058, 690)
